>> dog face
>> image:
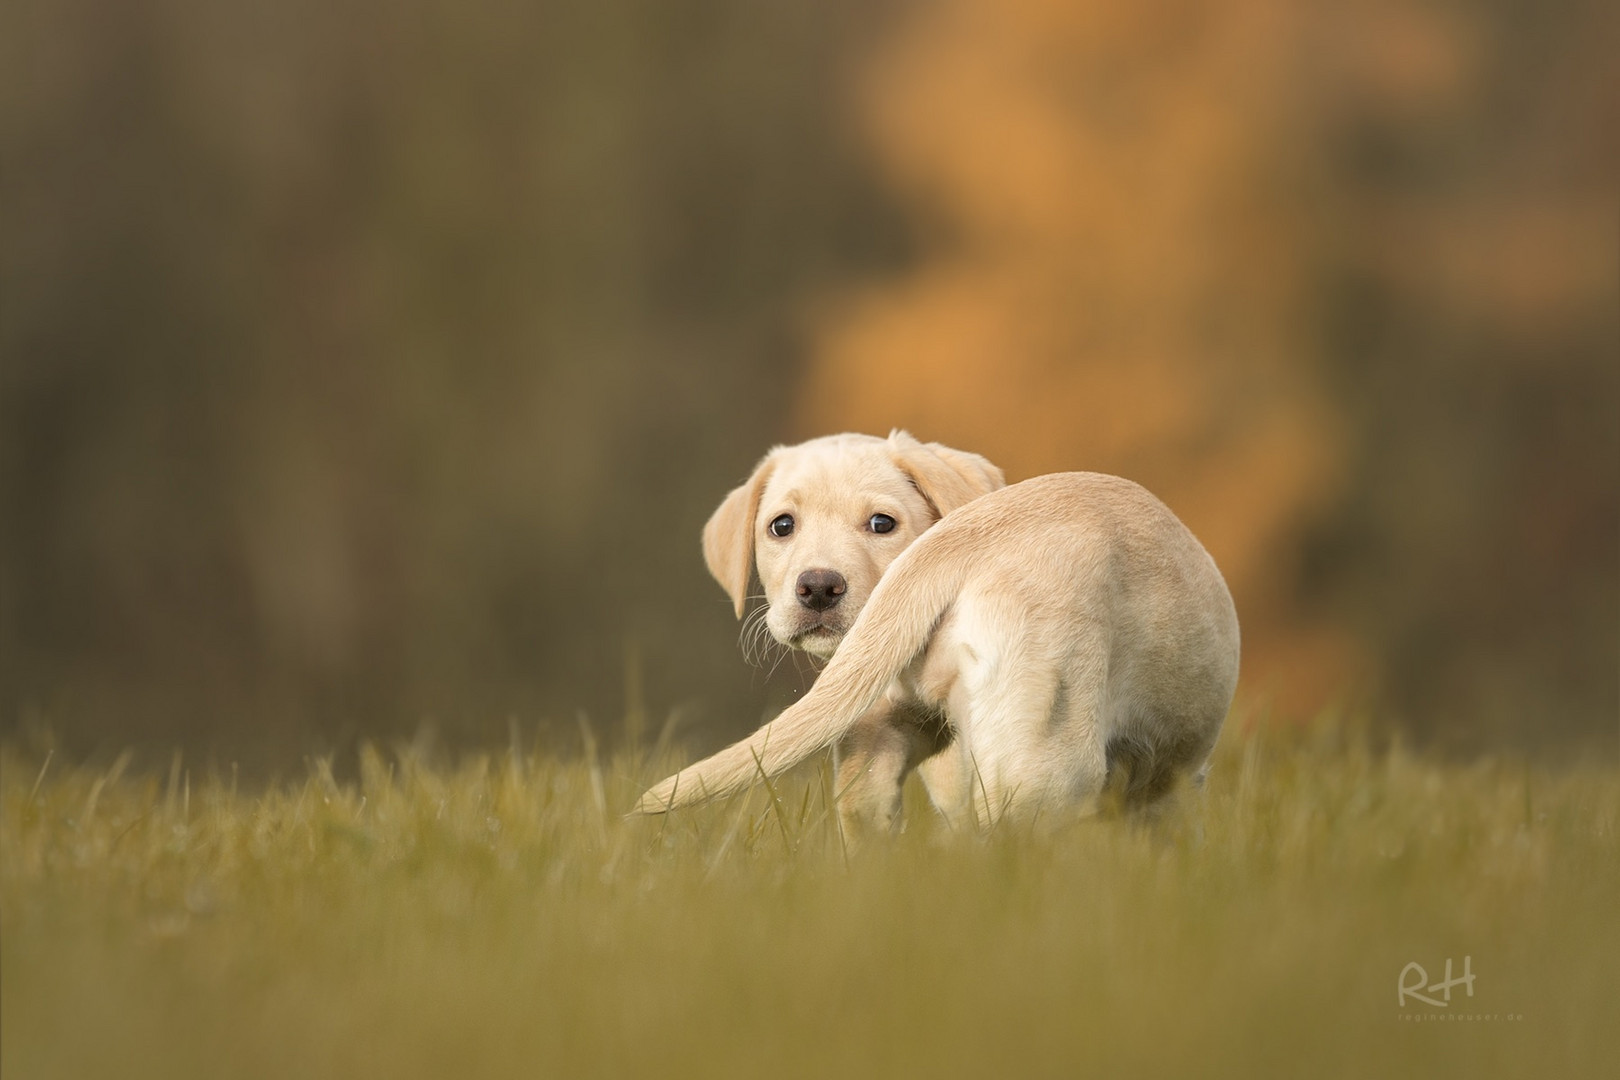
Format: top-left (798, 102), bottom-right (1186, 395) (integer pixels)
top-left (702, 431), bottom-right (1004, 659)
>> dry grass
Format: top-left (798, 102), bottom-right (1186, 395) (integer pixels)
top-left (3, 719), bottom-right (1616, 1079)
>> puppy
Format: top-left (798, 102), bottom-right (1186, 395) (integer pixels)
top-left (637, 431), bottom-right (1240, 834)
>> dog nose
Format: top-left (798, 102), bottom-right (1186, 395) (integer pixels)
top-left (795, 569), bottom-right (847, 611)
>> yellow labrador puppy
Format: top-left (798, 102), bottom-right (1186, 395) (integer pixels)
top-left (637, 431), bottom-right (1240, 834)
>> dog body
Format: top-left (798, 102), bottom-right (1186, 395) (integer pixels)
top-left (639, 432), bottom-right (1240, 833)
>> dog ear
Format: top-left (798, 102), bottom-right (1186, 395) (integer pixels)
top-left (887, 430), bottom-right (1005, 519)
top-left (702, 453), bottom-right (777, 618)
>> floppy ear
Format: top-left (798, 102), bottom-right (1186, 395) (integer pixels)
top-left (702, 454), bottom-right (776, 618)
top-left (887, 430), bottom-right (1005, 519)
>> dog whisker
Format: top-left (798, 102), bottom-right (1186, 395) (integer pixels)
top-left (738, 605), bottom-right (789, 671)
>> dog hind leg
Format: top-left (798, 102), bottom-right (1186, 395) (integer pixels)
top-left (832, 707), bottom-right (944, 841)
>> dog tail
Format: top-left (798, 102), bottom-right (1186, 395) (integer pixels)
top-left (632, 535), bottom-right (968, 815)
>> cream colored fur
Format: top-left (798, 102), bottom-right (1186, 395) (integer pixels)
top-left (636, 431), bottom-right (1240, 834)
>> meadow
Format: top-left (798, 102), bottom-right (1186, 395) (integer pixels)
top-left (2, 718), bottom-right (1615, 1079)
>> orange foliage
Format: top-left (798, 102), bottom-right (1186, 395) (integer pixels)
top-left (796, 0), bottom-right (1494, 716)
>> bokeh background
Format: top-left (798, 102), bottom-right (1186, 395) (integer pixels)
top-left (3, 0), bottom-right (1615, 768)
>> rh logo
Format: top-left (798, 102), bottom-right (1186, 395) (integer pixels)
top-left (1398, 956), bottom-right (1476, 1007)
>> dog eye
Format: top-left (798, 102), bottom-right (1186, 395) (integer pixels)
top-left (768, 514), bottom-right (795, 538)
top-left (868, 513), bottom-right (896, 534)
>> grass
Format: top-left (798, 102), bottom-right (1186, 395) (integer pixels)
top-left (2, 719), bottom-right (1616, 1079)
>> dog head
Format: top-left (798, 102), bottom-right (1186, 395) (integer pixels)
top-left (702, 431), bottom-right (1004, 659)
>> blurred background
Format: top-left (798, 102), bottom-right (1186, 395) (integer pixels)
top-left (2, 0), bottom-right (1615, 768)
